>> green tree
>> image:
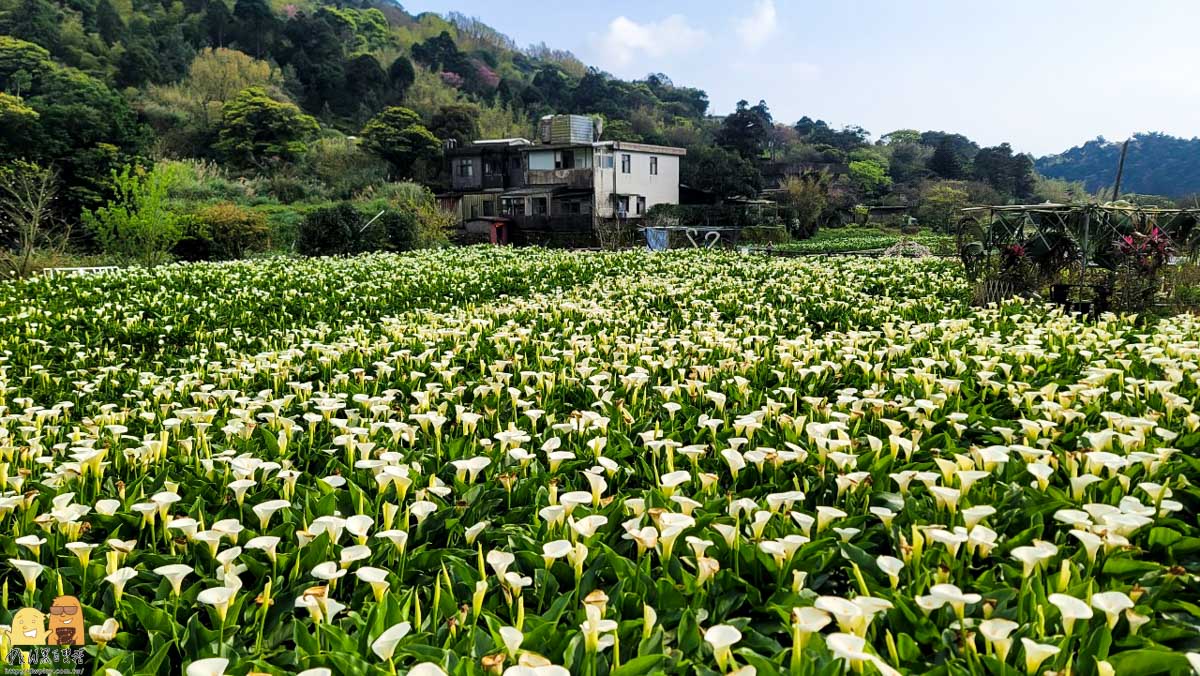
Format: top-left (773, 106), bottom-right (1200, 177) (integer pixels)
top-left (411, 31), bottom-right (460, 71)
top-left (916, 181), bottom-right (970, 232)
top-left (973, 143), bottom-right (1036, 201)
top-left (848, 156), bottom-right (892, 197)
top-left (0, 0), bottom-right (62, 57)
top-left (429, 104), bottom-right (480, 147)
top-left (191, 48), bottom-right (283, 107)
top-left (716, 99), bottom-right (772, 159)
top-left (781, 172), bottom-right (830, 237)
top-left (115, 40), bottom-right (160, 89)
top-left (681, 145), bottom-right (762, 201)
top-left (344, 53), bottom-right (388, 117)
top-left (1033, 175), bottom-right (1089, 204)
top-left (214, 87), bottom-right (319, 168)
top-left (600, 118), bottom-right (642, 143)
top-left (795, 116), bottom-right (869, 152)
top-left (388, 55), bottom-right (415, 99)
top-left (360, 106), bottom-right (442, 179)
top-left (156, 47), bottom-right (286, 130)
top-left (93, 0), bottom-right (126, 46)
top-left (929, 139), bottom-right (965, 179)
top-left (881, 129), bottom-right (921, 145)
top-left (0, 37), bottom-right (144, 207)
top-left (887, 141), bottom-right (931, 185)
top-left (82, 163), bottom-right (184, 266)
top-left (204, 0), bottom-right (234, 47)
top-left (0, 92), bottom-right (39, 150)
top-left (232, 0), bottom-right (275, 57)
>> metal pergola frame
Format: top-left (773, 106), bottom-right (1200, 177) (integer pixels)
top-left (957, 203), bottom-right (1200, 283)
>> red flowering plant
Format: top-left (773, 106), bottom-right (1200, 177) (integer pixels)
top-left (997, 242), bottom-right (1038, 292)
top-left (1115, 226), bottom-right (1173, 273)
top-left (1111, 226), bottom-right (1175, 310)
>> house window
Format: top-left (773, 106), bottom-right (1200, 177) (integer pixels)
top-left (562, 200), bottom-right (582, 215)
top-left (470, 204), bottom-right (480, 218)
top-left (483, 201), bottom-right (495, 217)
top-left (650, 156), bottom-right (658, 175)
top-left (458, 159), bottom-right (474, 177)
top-left (597, 151), bottom-right (614, 169)
top-left (554, 150), bottom-right (575, 170)
top-left (484, 159), bottom-right (501, 175)
top-left (637, 196), bottom-right (646, 215)
top-left (621, 154), bottom-right (631, 174)
top-left (616, 196), bottom-right (630, 216)
top-left (532, 197), bottom-right (548, 215)
top-left (501, 199), bottom-right (520, 216)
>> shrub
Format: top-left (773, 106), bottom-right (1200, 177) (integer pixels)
top-left (361, 182), bottom-right (453, 248)
top-left (295, 203), bottom-right (361, 256)
top-left (165, 159), bottom-right (247, 202)
top-left (304, 137), bottom-right (390, 200)
top-left (83, 163), bottom-right (184, 266)
top-left (265, 175), bottom-right (311, 204)
top-left (195, 203), bottom-right (270, 259)
top-left (376, 210), bottom-right (419, 251)
top-left (173, 219), bottom-right (212, 262)
top-left (294, 196), bottom-right (450, 257)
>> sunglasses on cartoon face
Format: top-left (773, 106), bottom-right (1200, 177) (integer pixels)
top-left (50, 604), bottom-right (79, 616)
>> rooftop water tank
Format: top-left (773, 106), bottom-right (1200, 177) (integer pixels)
top-left (538, 114), bottom-right (597, 144)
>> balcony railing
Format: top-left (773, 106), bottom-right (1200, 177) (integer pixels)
top-left (526, 168), bottom-right (593, 189)
top-left (508, 214), bottom-right (594, 232)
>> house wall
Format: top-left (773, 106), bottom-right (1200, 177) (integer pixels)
top-left (450, 155), bottom-right (483, 191)
top-left (594, 161), bottom-right (616, 219)
top-left (594, 150), bottom-right (680, 217)
top-left (460, 193), bottom-right (498, 220)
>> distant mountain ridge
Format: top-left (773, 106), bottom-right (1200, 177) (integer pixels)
top-left (1036, 132), bottom-right (1200, 198)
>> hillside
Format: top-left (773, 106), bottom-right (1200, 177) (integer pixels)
top-left (3, 0), bottom-right (1190, 271)
top-left (1036, 132), bottom-right (1200, 199)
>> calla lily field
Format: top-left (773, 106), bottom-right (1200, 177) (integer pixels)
top-left (0, 248), bottom-right (1198, 675)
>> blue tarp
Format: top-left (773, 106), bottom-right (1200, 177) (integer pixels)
top-left (644, 228), bottom-right (669, 251)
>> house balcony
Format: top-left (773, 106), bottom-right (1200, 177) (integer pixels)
top-left (526, 168), bottom-right (593, 190)
top-left (508, 213), bottom-right (594, 232)
top-left (481, 174), bottom-right (507, 190)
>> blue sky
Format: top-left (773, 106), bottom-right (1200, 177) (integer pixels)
top-left (402, 0), bottom-right (1200, 156)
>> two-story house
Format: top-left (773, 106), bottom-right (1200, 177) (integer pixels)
top-left (440, 138), bottom-right (530, 222)
top-left (442, 115), bottom-right (686, 246)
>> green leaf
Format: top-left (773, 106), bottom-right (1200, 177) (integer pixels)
top-left (1107, 649), bottom-right (1191, 674)
top-left (612, 654), bottom-right (666, 675)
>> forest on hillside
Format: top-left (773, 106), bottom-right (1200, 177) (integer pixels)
top-left (1035, 133), bottom-right (1200, 201)
top-left (0, 0), bottom-right (1193, 272)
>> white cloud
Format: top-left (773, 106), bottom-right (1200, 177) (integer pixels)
top-left (591, 14), bottom-right (707, 74)
top-left (736, 0), bottom-right (778, 49)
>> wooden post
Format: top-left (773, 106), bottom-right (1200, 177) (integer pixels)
top-left (1110, 139), bottom-right (1130, 201)
top-left (1080, 208), bottom-right (1091, 279)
